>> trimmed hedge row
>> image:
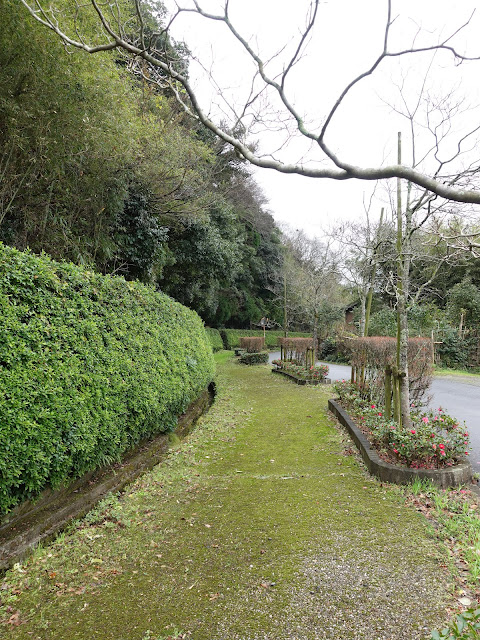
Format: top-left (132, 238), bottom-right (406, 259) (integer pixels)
top-left (239, 351), bottom-right (269, 365)
top-left (0, 243), bottom-right (215, 515)
top-left (221, 329), bottom-right (312, 350)
top-left (205, 328), bottom-right (224, 352)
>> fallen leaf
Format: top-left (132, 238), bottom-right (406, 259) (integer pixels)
top-left (7, 612), bottom-right (20, 626)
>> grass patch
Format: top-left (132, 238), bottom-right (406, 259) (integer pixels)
top-left (434, 367), bottom-right (480, 379)
top-left (0, 356), bottom-right (455, 639)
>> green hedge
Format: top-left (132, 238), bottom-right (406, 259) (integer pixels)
top-left (239, 351), bottom-right (269, 365)
top-left (205, 328), bottom-right (224, 352)
top-left (0, 243), bottom-right (215, 515)
top-left (221, 329), bottom-right (312, 350)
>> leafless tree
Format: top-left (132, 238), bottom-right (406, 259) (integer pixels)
top-left (17, 0), bottom-right (480, 203)
top-left (283, 229), bottom-right (344, 360)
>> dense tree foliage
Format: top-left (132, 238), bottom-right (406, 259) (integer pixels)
top-left (0, 0), bottom-right (282, 328)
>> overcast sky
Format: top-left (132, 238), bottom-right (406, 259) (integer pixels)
top-left (164, 0), bottom-right (480, 237)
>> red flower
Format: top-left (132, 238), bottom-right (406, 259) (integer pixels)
top-left (410, 429), bottom-right (416, 434)
top-left (439, 443), bottom-right (445, 450)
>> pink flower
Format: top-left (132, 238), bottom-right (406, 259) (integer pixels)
top-left (440, 450), bottom-right (446, 456)
top-left (439, 443), bottom-right (445, 450)
top-left (371, 404), bottom-right (376, 409)
top-left (465, 452), bottom-right (469, 456)
top-left (410, 429), bottom-right (416, 434)
top-left (393, 448), bottom-right (399, 454)
top-left (432, 444), bottom-right (437, 450)
top-left (378, 412), bottom-right (383, 417)
top-left (421, 417), bottom-right (429, 424)
top-left (430, 433), bottom-right (435, 438)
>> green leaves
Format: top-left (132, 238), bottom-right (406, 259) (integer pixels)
top-left (430, 608), bottom-right (480, 640)
top-left (0, 243), bottom-right (214, 515)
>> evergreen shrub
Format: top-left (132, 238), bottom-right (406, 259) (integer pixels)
top-left (239, 351), bottom-right (269, 365)
top-left (205, 328), bottom-right (224, 352)
top-left (0, 243), bottom-right (215, 515)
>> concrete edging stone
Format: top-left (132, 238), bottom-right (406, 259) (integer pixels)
top-left (272, 368), bottom-right (331, 386)
top-left (328, 398), bottom-right (472, 488)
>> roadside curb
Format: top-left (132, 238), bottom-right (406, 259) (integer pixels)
top-left (328, 398), bottom-right (472, 488)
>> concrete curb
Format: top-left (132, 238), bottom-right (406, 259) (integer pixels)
top-left (0, 385), bottom-right (214, 572)
top-left (328, 398), bottom-right (472, 488)
top-left (272, 368), bottom-right (331, 386)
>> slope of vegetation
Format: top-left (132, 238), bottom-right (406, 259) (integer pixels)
top-left (0, 0), bottom-right (283, 329)
top-left (0, 243), bottom-right (214, 515)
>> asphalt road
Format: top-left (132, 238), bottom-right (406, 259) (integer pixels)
top-left (268, 353), bottom-right (480, 473)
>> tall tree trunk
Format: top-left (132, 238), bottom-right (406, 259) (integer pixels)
top-left (359, 293), bottom-right (367, 336)
top-left (395, 132), bottom-right (412, 429)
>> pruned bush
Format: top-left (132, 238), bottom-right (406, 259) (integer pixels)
top-left (239, 351), bottom-right (269, 365)
top-left (0, 243), bottom-right (215, 515)
top-left (348, 336), bottom-right (433, 405)
top-left (221, 329), bottom-right (311, 350)
top-left (239, 336), bottom-right (264, 353)
top-left (278, 337), bottom-right (314, 366)
top-left (205, 328), bottom-right (224, 352)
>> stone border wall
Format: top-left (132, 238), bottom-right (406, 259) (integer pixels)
top-left (0, 385), bottom-right (214, 572)
top-left (272, 368), bottom-right (331, 386)
top-left (328, 398), bottom-right (472, 488)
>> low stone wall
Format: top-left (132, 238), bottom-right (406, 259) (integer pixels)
top-left (272, 368), bottom-right (331, 386)
top-left (328, 399), bottom-right (472, 488)
top-left (0, 385), bottom-right (214, 572)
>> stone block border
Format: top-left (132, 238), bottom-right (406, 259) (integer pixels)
top-left (328, 398), bottom-right (472, 488)
top-left (0, 385), bottom-right (215, 572)
top-left (272, 368), bottom-right (331, 386)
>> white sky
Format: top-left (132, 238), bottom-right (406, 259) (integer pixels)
top-left (164, 0), bottom-right (480, 237)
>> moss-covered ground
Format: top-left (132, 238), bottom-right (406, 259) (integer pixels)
top-left (1, 353), bottom-right (452, 639)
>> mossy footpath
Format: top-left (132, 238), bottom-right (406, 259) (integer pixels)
top-left (1, 353), bottom-right (452, 639)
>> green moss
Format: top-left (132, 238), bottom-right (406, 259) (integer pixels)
top-left (1, 357), bottom-right (452, 639)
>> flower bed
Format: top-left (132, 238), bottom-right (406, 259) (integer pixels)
top-left (333, 381), bottom-right (470, 470)
top-left (272, 359), bottom-right (330, 385)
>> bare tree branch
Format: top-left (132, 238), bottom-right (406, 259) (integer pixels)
top-left (17, 0), bottom-right (480, 204)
